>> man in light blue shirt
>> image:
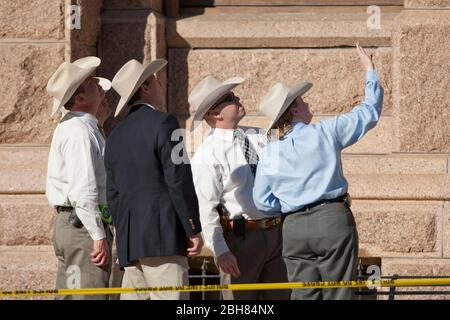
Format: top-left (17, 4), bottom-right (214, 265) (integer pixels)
top-left (253, 43), bottom-right (384, 300)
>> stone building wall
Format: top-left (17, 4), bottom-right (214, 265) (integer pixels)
top-left (0, 0), bottom-right (449, 299)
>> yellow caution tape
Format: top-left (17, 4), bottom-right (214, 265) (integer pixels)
top-left (2, 278), bottom-right (450, 297)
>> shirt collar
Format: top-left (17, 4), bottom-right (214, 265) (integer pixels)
top-left (211, 128), bottom-right (235, 142)
top-left (129, 102), bottom-right (156, 110)
top-left (69, 111), bottom-right (98, 124)
top-left (292, 120), bottom-right (307, 129)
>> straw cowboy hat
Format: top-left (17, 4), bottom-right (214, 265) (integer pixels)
top-left (260, 81), bottom-right (313, 131)
top-left (111, 59), bottom-right (167, 117)
top-left (47, 56), bottom-right (102, 117)
top-left (188, 75), bottom-right (245, 131)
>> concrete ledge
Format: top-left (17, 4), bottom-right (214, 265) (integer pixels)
top-left (167, 11), bottom-right (398, 48)
top-left (347, 174), bottom-right (450, 200)
top-left (380, 258), bottom-right (450, 300)
top-left (1, 142), bottom-right (449, 198)
top-left (405, 0), bottom-right (450, 8)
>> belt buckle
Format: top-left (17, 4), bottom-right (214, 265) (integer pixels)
top-left (260, 217), bottom-right (281, 229)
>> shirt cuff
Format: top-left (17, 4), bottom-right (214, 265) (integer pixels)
top-left (87, 225), bottom-right (106, 241)
top-left (366, 69), bottom-right (379, 82)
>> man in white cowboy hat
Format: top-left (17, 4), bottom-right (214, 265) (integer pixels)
top-left (105, 59), bottom-right (203, 300)
top-left (46, 56), bottom-right (113, 300)
top-left (189, 75), bottom-right (290, 300)
top-left (253, 43), bottom-right (383, 300)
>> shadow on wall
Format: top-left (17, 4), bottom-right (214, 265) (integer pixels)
top-left (97, 7), bottom-right (148, 137)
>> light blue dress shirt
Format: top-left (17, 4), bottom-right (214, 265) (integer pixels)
top-left (253, 70), bottom-right (384, 215)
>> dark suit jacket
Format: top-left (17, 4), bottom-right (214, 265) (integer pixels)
top-left (104, 104), bottom-right (201, 268)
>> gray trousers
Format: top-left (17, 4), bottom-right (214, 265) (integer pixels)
top-left (282, 202), bottom-right (358, 300)
top-left (221, 223), bottom-right (291, 300)
top-left (53, 211), bottom-right (112, 300)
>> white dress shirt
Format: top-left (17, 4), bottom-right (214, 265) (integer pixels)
top-left (46, 111), bottom-right (106, 241)
top-left (191, 127), bottom-right (268, 257)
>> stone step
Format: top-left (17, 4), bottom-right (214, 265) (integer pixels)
top-left (0, 245), bottom-right (56, 298)
top-left (1, 141), bottom-right (449, 194)
top-left (167, 10), bottom-right (398, 48)
top-left (379, 258), bottom-right (450, 300)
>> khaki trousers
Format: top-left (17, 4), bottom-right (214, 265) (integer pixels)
top-left (53, 211), bottom-right (112, 300)
top-left (120, 256), bottom-right (189, 300)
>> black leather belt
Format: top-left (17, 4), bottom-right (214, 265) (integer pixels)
top-left (56, 206), bottom-right (73, 213)
top-left (289, 193), bottom-right (350, 214)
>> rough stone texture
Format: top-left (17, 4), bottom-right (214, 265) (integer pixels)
top-left (352, 200), bottom-right (441, 257)
top-left (380, 258), bottom-right (450, 300)
top-left (5, 144), bottom-right (448, 197)
top-left (0, 146), bottom-right (48, 193)
top-left (182, 115), bottom-right (393, 155)
top-left (103, 0), bottom-right (163, 11)
top-left (99, 10), bottom-right (167, 122)
top-left (392, 10), bottom-right (450, 152)
top-left (0, 43), bottom-right (64, 143)
top-left (0, 0), bottom-right (65, 40)
top-left (342, 154), bottom-right (448, 175)
top-left (67, 0), bottom-right (102, 61)
top-left (0, 246), bottom-right (56, 298)
top-left (444, 201), bottom-right (450, 258)
top-left (168, 48), bottom-right (393, 115)
top-left (0, 196), bottom-right (54, 246)
top-left (68, 44), bottom-right (97, 62)
top-left (167, 11), bottom-right (397, 48)
top-left (405, 0), bottom-right (450, 8)
top-left (347, 174), bottom-right (449, 200)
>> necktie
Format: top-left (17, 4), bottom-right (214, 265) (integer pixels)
top-left (234, 130), bottom-right (259, 175)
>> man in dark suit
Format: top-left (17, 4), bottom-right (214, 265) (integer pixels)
top-left (105, 59), bottom-right (203, 300)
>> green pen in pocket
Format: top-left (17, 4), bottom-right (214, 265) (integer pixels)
top-left (99, 204), bottom-right (112, 225)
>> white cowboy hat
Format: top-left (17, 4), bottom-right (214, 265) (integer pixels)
top-left (111, 59), bottom-right (167, 117)
top-left (51, 77), bottom-right (111, 117)
top-left (47, 56), bottom-right (101, 117)
top-left (96, 77), bottom-right (111, 92)
top-left (188, 75), bottom-right (246, 131)
top-left (260, 81), bottom-right (313, 131)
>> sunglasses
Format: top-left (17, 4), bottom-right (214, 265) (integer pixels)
top-left (211, 92), bottom-right (236, 110)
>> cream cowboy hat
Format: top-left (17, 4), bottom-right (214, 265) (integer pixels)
top-left (47, 56), bottom-right (101, 117)
top-left (188, 75), bottom-right (246, 131)
top-left (260, 81), bottom-right (313, 131)
top-left (111, 59), bottom-right (167, 117)
top-left (96, 77), bottom-right (112, 92)
top-left (57, 77), bottom-right (111, 118)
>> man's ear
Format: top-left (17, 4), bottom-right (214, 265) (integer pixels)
top-left (205, 109), bottom-right (221, 120)
top-left (141, 82), bottom-right (151, 94)
top-left (290, 107), bottom-right (298, 116)
top-left (74, 94), bottom-right (84, 106)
